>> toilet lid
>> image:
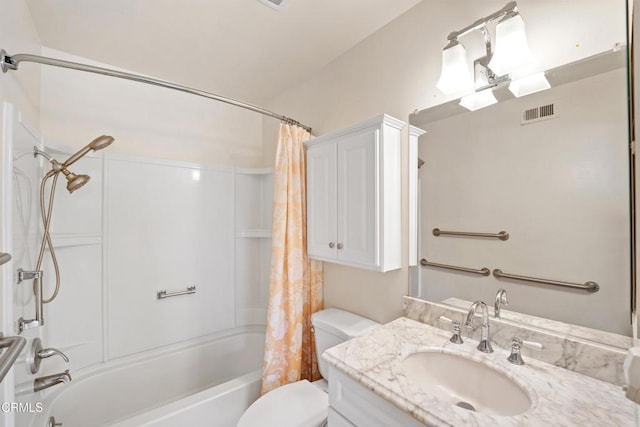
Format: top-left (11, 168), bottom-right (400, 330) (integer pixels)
top-left (237, 380), bottom-right (328, 427)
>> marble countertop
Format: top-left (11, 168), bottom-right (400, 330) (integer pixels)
top-left (323, 317), bottom-right (637, 426)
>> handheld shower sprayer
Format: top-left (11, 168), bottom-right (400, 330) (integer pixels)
top-left (33, 135), bottom-right (114, 193)
top-left (30, 135), bottom-right (114, 309)
top-left (61, 135), bottom-right (114, 168)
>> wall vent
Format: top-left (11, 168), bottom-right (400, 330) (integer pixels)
top-left (258, 0), bottom-right (288, 10)
top-left (521, 103), bottom-right (557, 125)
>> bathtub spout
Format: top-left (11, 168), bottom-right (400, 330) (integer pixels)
top-left (34, 369), bottom-right (71, 392)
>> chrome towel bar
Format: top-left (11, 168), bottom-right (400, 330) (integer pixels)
top-left (157, 286), bottom-right (197, 300)
top-left (493, 269), bottom-right (599, 293)
top-left (0, 333), bottom-right (26, 383)
top-left (420, 258), bottom-right (490, 276)
top-left (433, 228), bottom-right (509, 241)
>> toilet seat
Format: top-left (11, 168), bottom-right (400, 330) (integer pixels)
top-left (237, 380), bottom-right (328, 427)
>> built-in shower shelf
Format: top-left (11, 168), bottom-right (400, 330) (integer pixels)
top-left (235, 229), bottom-right (272, 238)
top-left (50, 233), bottom-right (102, 248)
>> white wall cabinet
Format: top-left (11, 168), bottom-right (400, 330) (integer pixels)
top-left (305, 114), bottom-right (405, 272)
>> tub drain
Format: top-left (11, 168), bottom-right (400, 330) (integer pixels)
top-left (456, 401), bottom-right (476, 411)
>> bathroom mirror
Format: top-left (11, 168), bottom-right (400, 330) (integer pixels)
top-left (409, 3), bottom-right (633, 342)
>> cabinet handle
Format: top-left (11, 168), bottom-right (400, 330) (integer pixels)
top-left (329, 242), bottom-right (335, 248)
top-left (337, 243), bottom-right (343, 250)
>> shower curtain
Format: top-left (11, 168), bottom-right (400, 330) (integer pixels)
top-left (261, 123), bottom-right (323, 394)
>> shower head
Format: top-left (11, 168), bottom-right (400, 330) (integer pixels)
top-left (61, 169), bottom-right (90, 193)
top-left (33, 135), bottom-right (114, 193)
top-left (64, 135), bottom-right (115, 167)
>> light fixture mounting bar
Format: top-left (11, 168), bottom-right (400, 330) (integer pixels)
top-left (446, 1), bottom-right (518, 41)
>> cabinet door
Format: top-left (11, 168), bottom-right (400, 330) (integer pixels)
top-left (337, 128), bottom-right (378, 267)
top-left (307, 141), bottom-right (338, 260)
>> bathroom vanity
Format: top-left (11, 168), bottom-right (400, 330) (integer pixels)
top-left (323, 298), bottom-right (636, 426)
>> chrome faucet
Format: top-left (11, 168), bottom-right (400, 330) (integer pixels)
top-left (464, 301), bottom-right (493, 353)
top-left (34, 369), bottom-right (71, 392)
top-left (494, 288), bottom-right (509, 318)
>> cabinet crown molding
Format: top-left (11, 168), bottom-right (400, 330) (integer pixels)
top-left (304, 114), bottom-right (405, 148)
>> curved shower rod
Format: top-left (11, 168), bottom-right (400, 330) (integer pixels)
top-left (0, 49), bottom-right (312, 133)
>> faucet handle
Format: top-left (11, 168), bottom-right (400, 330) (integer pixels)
top-left (508, 337), bottom-right (544, 365)
top-left (438, 316), bottom-right (464, 344)
top-left (438, 315), bottom-right (454, 324)
top-left (28, 338), bottom-right (70, 374)
top-left (517, 337), bottom-right (545, 352)
top-left (38, 348), bottom-right (70, 362)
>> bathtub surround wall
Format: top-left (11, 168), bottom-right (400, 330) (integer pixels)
top-left (105, 157), bottom-right (236, 358)
top-left (8, 137), bottom-right (272, 425)
top-left (262, 0), bottom-right (627, 325)
top-left (0, 2), bottom-right (41, 424)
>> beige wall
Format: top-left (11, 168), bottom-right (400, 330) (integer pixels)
top-left (39, 47), bottom-right (264, 167)
top-left (262, 0), bottom-right (627, 324)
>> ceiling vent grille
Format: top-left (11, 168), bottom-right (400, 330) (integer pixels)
top-left (258, 0), bottom-right (288, 10)
top-left (521, 103), bottom-right (557, 125)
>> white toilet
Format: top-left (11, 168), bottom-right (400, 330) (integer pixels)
top-left (237, 307), bottom-right (379, 427)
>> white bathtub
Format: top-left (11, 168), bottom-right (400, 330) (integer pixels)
top-left (29, 327), bottom-right (264, 427)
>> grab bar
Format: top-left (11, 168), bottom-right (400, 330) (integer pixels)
top-left (0, 333), bottom-right (27, 383)
top-left (492, 269), bottom-right (599, 293)
top-left (0, 253), bottom-right (11, 266)
top-left (433, 228), bottom-right (509, 241)
top-left (17, 270), bottom-right (44, 333)
top-left (420, 258), bottom-right (490, 276)
top-left (157, 286), bottom-right (196, 300)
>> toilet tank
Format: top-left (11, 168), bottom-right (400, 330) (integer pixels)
top-left (311, 308), bottom-right (379, 379)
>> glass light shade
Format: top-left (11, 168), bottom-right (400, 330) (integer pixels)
top-left (459, 89), bottom-right (498, 111)
top-left (436, 42), bottom-right (474, 95)
top-left (508, 72), bottom-right (551, 98)
top-left (487, 14), bottom-right (534, 76)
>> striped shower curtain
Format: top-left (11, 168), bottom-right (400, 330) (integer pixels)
top-left (261, 123), bottom-right (323, 394)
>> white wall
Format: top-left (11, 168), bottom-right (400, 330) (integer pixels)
top-left (263, 0), bottom-right (627, 324)
top-left (39, 47), bottom-right (264, 167)
top-left (0, 1), bottom-right (41, 425)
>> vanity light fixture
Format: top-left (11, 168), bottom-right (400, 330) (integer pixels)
top-left (508, 72), bottom-right (551, 98)
top-left (436, 40), bottom-right (474, 95)
top-left (459, 88), bottom-right (498, 111)
top-left (487, 12), bottom-right (534, 76)
top-left (435, 1), bottom-right (549, 111)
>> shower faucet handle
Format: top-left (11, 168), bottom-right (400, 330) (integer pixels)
top-left (38, 347), bottom-right (69, 362)
top-left (27, 338), bottom-right (69, 374)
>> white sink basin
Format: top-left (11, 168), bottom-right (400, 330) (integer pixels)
top-left (401, 350), bottom-right (532, 416)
